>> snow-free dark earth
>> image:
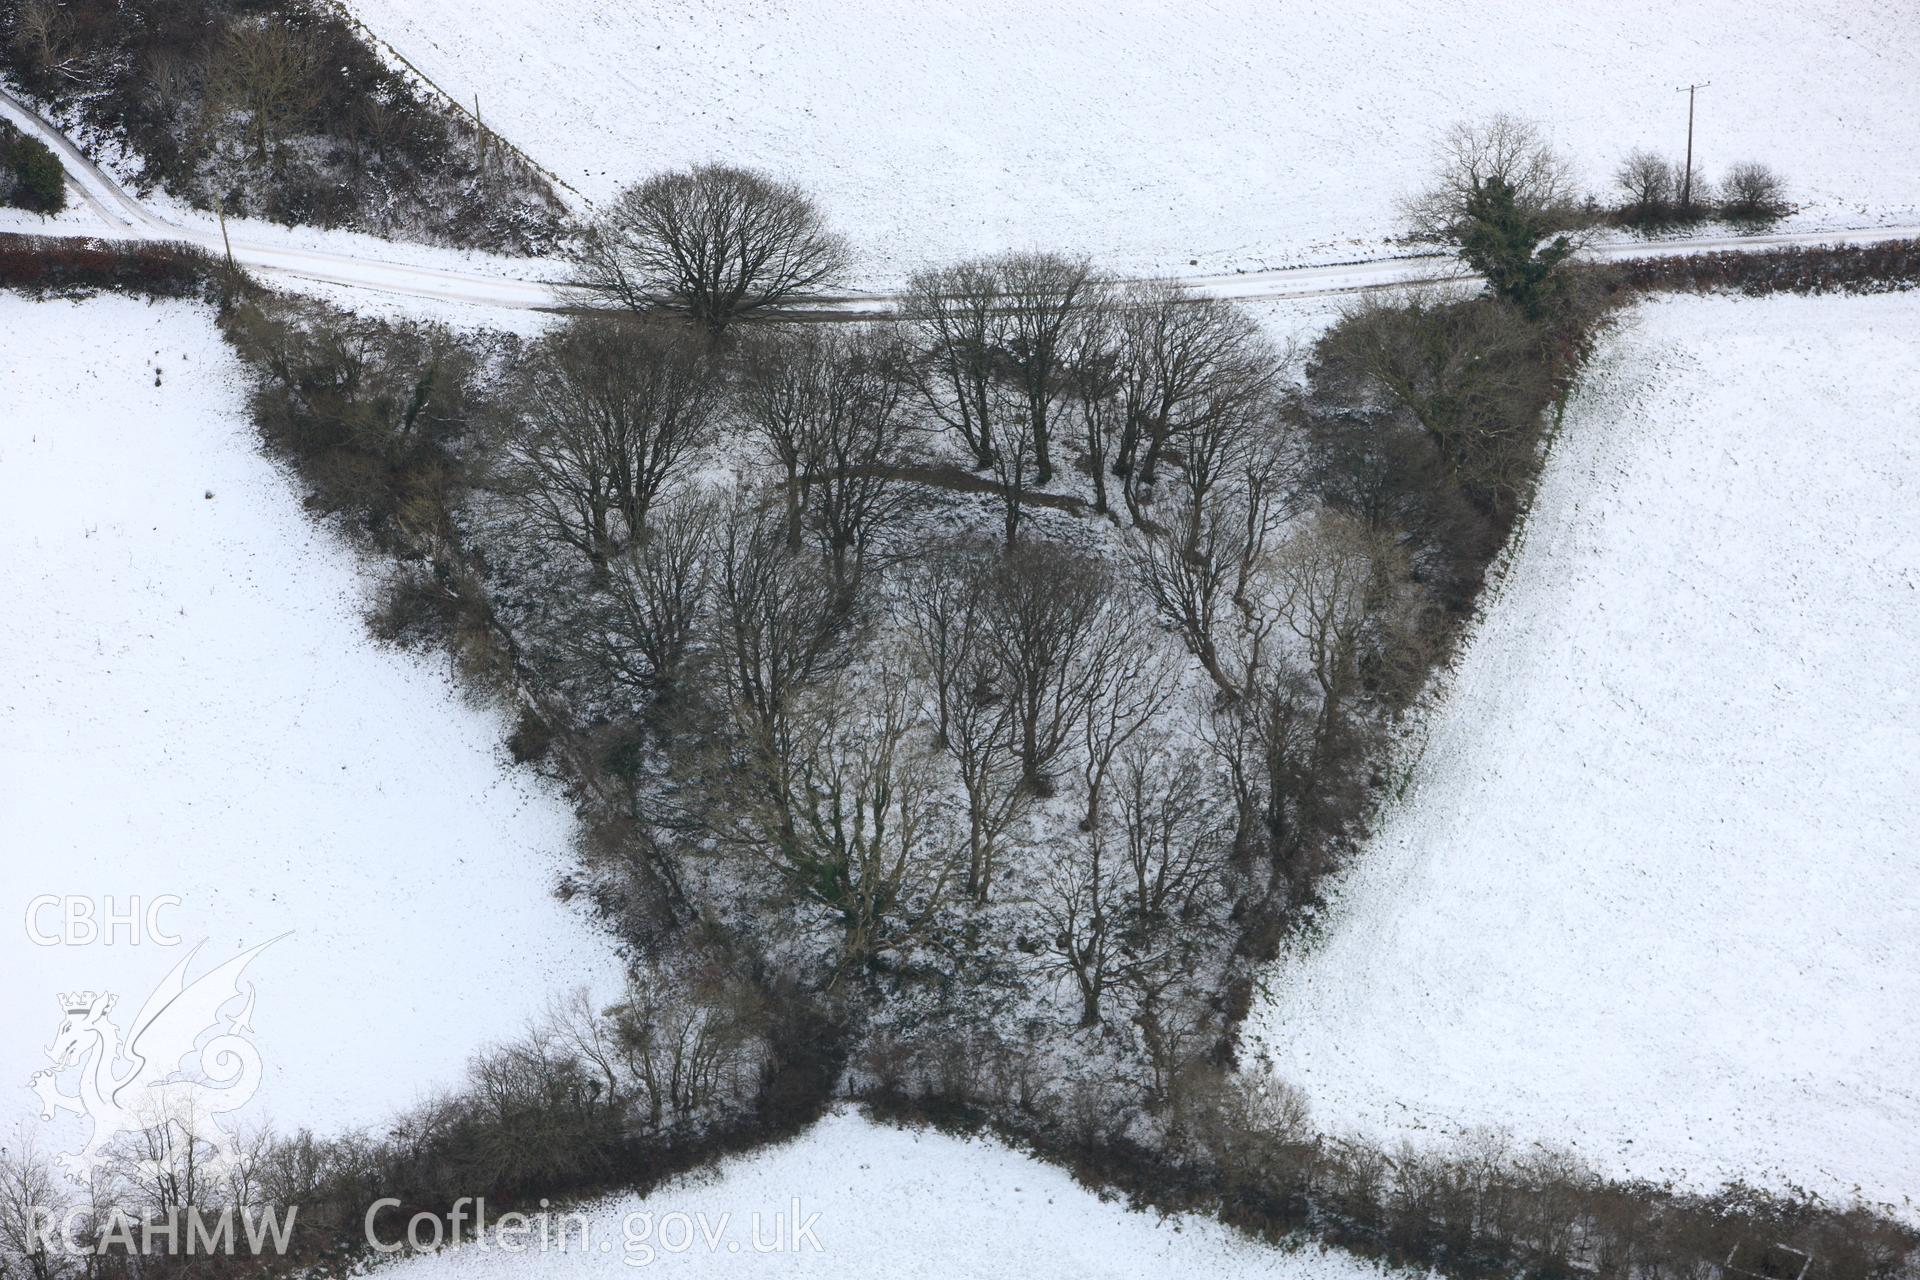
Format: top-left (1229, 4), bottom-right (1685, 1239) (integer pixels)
top-left (2, 3), bottom-right (1917, 1278)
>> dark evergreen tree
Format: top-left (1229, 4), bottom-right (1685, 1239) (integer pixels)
top-left (1, 128), bottom-right (65, 214)
top-left (1459, 175), bottom-right (1573, 317)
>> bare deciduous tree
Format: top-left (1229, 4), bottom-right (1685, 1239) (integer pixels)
top-left (999, 251), bottom-right (1096, 484)
top-left (903, 258), bottom-right (1003, 470)
top-left (901, 543), bottom-right (986, 750)
top-left (738, 327), bottom-right (833, 550)
top-left (1044, 743), bottom-right (1228, 1029)
top-left (0, 1134), bottom-right (68, 1280)
top-left (1077, 622), bottom-right (1175, 831)
top-left (1110, 282), bottom-right (1278, 521)
top-left (902, 545), bottom-right (1027, 901)
top-left (576, 164), bottom-right (851, 332)
top-left (1038, 826), bottom-right (1147, 1027)
top-left (1614, 149), bottom-right (1676, 220)
top-left (1274, 510), bottom-right (1393, 746)
top-left (1115, 744), bottom-right (1230, 923)
top-left (1062, 286), bottom-right (1127, 516)
top-left (731, 670), bottom-right (957, 975)
top-left (710, 495), bottom-right (852, 742)
top-left (979, 543), bottom-right (1136, 793)
top-left (1403, 113), bottom-right (1581, 243)
top-left (983, 383), bottom-right (1039, 547)
top-left (208, 19), bottom-right (323, 164)
top-left (562, 491), bottom-right (714, 704)
top-left (1206, 667), bottom-right (1319, 873)
top-left (1721, 162), bottom-right (1788, 223)
top-left (737, 325), bottom-right (914, 585)
top-left (499, 318), bottom-right (721, 564)
top-left (798, 328), bottom-right (914, 589)
top-left (586, 975), bottom-right (768, 1129)
top-left (1403, 116), bottom-right (1586, 317)
top-left (1129, 458), bottom-right (1296, 704)
top-left (9, 0), bottom-right (74, 76)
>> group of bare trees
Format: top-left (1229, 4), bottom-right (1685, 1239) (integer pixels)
top-left (393, 121), bottom-right (1613, 1046)
top-left (475, 123), bottom-right (1616, 1081)
top-left (175, 116), bottom-right (1910, 1278)
top-left (901, 251), bottom-right (1095, 484)
top-left (898, 253), bottom-right (1284, 538)
top-left (1614, 150), bottom-right (1788, 227)
top-left (423, 122), bottom-right (1599, 1037)
top-left (736, 326), bottom-right (914, 587)
top-left (890, 538), bottom-right (1236, 1030)
top-left (574, 169), bottom-right (1302, 545)
top-left (520, 168), bottom-right (1412, 1013)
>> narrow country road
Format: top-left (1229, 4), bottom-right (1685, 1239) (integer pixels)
top-left (5, 83), bottom-right (1917, 316)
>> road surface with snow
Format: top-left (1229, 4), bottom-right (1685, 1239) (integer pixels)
top-left (3, 83), bottom-right (1916, 319)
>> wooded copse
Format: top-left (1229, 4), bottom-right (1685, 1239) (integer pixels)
top-left (3, 104), bottom-right (1912, 1280)
top-left (195, 116), bottom-right (1614, 1213)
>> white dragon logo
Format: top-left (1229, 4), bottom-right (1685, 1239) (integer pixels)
top-left (29, 937), bottom-right (282, 1184)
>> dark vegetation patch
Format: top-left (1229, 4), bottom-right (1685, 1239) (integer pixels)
top-left (0, 115), bottom-right (65, 212)
top-left (1, 0), bottom-right (568, 253)
top-left (0, 232), bottom-right (217, 298)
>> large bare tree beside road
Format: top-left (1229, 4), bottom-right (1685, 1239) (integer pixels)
top-left (577, 164), bottom-right (851, 333)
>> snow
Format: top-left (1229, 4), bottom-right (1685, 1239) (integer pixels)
top-left (341, 0), bottom-right (1920, 286)
top-left (0, 296), bottom-right (625, 1140)
top-left (1249, 290), bottom-right (1920, 1214)
top-left (0, 81), bottom-right (574, 326)
top-left (377, 1109), bottom-right (1380, 1278)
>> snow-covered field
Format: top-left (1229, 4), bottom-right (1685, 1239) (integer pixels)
top-left (380, 1109), bottom-right (1378, 1278)
top-left (343, 0), bottom-right (1920, 285)
top-left (1251, 290), bottom-right (1920, 1213)
top-left (0, 296), bottom-right (624, 1140)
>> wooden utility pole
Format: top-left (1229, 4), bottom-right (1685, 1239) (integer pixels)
top-left (213, 191), bottom-right (237, 303)
top-left (215, 192), bottom-right (234, 271)
top-left (1677, 82), bottom-right (1710, 211)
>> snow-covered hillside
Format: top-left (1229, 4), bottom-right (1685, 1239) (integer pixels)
top-left (380, 1109), bottom-right (1379, 1278)
top-left (1251, 290), bottom-right (1920, 1213)
top-left (343, 0), bottom-right (1920, 285)
top-left (0, 296), bottom-right (624, 1138)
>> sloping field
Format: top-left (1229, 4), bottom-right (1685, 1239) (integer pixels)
top-left (1251, 290), bottom-right (1920, 1212)
top-left (344, 0), bottom-right (1920, 284)
top-left (382, 1109), bottom-right (1383, 1277)
top-left (0, 296), bottom-right (624, 1137)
